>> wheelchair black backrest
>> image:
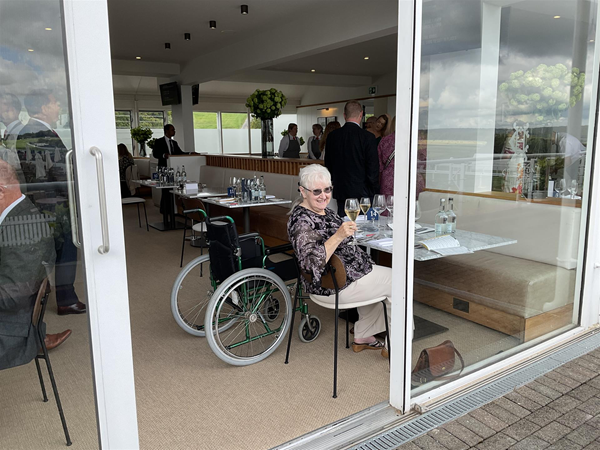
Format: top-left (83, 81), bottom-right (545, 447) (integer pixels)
top-left (205, 216), bottom-right (262, 283)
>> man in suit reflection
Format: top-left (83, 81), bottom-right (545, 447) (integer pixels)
top-left (16, 90), bottom-right (86, 315)
top-left (0, 160), bottom-right (71, 371)
top-left (152, 124), bottom-right (184, 167)
top-left (0, 93), bottom-right (26, 187)
top-left (324, 100), bottom-right (379, 216)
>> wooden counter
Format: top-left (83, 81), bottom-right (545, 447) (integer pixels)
top-left (425, 188), bottom-right (582, 208)
top-left (205, 154), bottom-right (323, 176)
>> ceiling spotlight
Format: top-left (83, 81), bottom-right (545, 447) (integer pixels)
top-left (165, 42), bottom-right (171, 49)
top-left (590, 39), bottom-right (595, 42)
top-left (364, 56), bottom-right (370, 60)
top-left (45, 27), bottom-right (52, 31)
top-left (554, 15), bottom-right (561, 19)
top-left (310, 69), bottom-right (316, 72)
top-left (28, 48), bottom-right (34, 52)
top-left (184, 33), bottom-right (191, 40)
top-left (241, 4), bottom-right (248, 14)
top-left (209, 21), bottom-right (217, 29)
top-left (135, 56), bottom-right (142, 60)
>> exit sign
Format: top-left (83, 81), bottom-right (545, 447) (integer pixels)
top-left (368, 86), bottom-right (377, 95)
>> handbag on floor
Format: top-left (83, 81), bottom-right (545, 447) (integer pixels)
top-left (411, 340), bottom-right (465, 385)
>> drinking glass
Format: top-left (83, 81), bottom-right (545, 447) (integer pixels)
top-left (415, 200), bottom-right (421, 222)
top-left (360, 197), bottom-right (371, 230)
top-left (344, 198), bottom-right (360, 245)
top-left (386, 195), bottom-right (394, 220)
top-left (372, 194), bottom-right (387, 231)
top-left (556, 179), bottom-right (566, 197)
top-left (569, 179), bottom-right (578, 199)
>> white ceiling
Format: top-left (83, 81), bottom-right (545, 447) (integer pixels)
top-left (108, 0), bottom-right (324, 65)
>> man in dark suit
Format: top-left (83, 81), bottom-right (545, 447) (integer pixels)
top-left (325, 100), bottom-right (380, 216)
top-left (152, 123), bottom-right (184, 167)
top-left (16, 89), bottom-right (86, 315)
top-left (0, 161), bottom-right (71, 371)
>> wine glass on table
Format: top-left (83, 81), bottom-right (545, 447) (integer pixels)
top-left (344, 198), bottom-right (360, 246)
top-left (569, 179), bottom-right (578, 199)
top-left (372, 194), bottom-right (387, 231)
top-left (360, 197), bottom-right (371, 230)
top-left (386, 195), bottom-right (394, 230)
top-left (556, 178), bottom-right (566, 198)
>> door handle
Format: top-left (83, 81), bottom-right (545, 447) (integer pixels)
top-left (89, 146), bottom-right (110, 254)
top-left (65, 150), bottom-right (81, 248)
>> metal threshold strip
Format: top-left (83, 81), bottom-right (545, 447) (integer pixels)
top-left (272, 328), bottom-right (600, 450)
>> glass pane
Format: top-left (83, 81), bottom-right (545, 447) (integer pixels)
top-left (193, 111), bottom-right (219, 153)
top-left (139, 110), bottom-right (165, 141)
top-left (222, 112), bottom-right (249, 154)
top-left (0, 0), bottom-right (97, 446)
top-left (252, 114), bottom-right (298, 154)
top-left (411, 0), bottom-right (596, 394)
top-left (115, 110), bottom-right (133, 154)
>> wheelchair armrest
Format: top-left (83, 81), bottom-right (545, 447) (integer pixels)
top-left (265, 243), bottom-right (293, 255)
top-left (183, 208), bottom-right (206, 217)
top-left (239, 232), bottom-right (260, 242)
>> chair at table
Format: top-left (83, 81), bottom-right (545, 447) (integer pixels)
top-left (285, 255), bottom-right (390, 398)
top-left (179, 198), bottom-right (207, 267)
top-left (32, 278), bottom-right (72, 446)
top-left (121, 165), bottom-right (149, 231)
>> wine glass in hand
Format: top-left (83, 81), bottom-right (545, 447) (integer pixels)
top-left (344, 198), bottom-right (360, 245)
top-left (372, 194), bottom-right (387, 231)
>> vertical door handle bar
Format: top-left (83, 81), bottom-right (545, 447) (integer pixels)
top-left (89, 146), bottom-right (110, 254)
top-left (65, 150), bottom-right (81, 248)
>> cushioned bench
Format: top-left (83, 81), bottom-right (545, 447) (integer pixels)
top-left (415, 191), bottom-right (580, 342)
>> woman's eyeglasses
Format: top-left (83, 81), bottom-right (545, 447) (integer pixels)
top-left (300, 185), bottom-right (333, 196)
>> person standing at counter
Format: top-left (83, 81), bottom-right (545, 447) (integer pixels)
top-left (152, 124), bottom-right (184, 167)
top-left (278, 123), bottom-right (301, 158)
top-left (307, 124), bottom-right (323, 160)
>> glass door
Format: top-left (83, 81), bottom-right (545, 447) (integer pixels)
top-left (0, 0), bottom-right (138, 448)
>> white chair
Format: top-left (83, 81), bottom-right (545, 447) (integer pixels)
top-left (285, 255), bottom-right (389, 398)
top-left (121, 197), bottom-right (149, 231)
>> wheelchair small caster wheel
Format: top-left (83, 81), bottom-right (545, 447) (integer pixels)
top-left (298, 316), bottom-right (321, 343)
top-left (264, 297), bottom-right (280, 322)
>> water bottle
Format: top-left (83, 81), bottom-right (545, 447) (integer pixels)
top-left (434, 198), bottom-right (448, 237)
top-left (447, 197), bottom-right (457, 235)
top-left (259, 176), bottom-right (267, 203)
top-left (241, 178), bottom-right (248, 203)
top-left (176, 166), bottom-right (181, 186)
top-left (169, 168), bottom-right (175, 185)
top-left (236, 178), bottom-right (242, 202)
top-left (181, 165), bottom-right (187, 183)
top-left (252, 176), bottom-right (259, 203)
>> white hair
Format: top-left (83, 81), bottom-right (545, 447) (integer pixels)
top-left (289, 164), bottom-right (331, 213)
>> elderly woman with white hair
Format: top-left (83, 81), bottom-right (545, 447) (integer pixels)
top-left (287, 164), bottom-right (393, 357)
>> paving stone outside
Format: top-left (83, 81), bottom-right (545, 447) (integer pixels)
top-left (394, 349), bottom-right (600, 450)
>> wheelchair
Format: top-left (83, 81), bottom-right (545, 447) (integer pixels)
top-left (171, 209), bottom-right (321, 366)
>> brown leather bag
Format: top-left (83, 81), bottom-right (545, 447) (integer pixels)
top-left (411, 340), bottom-right (465, 385)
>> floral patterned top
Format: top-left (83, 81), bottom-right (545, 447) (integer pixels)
top-left (287, 205), bottom-right (373, 296)
top-left (378, 133), bottom-right (395, 196)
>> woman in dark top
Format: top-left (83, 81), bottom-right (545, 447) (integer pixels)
top-left (287, 164), bottom-right (393, 356)
top-left (307, 124), bottom-right (323, 160)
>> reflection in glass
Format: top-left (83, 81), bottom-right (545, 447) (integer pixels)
top-left (411, 0), bottom-right (596, 394)
top-left (222, 112), bottom-right (250, 154)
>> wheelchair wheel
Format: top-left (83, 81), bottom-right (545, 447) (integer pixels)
top-left (205, 268), bottom-right (292, 366)
top-left (298, 316), bottom-right (321, 343)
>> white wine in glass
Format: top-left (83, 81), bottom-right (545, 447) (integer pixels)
top-left (344, 198), bottom-right (360, 245)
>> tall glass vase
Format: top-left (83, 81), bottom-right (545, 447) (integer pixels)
top-left (139, 141), bottom-right (147, 157)
top-left (261, 118), bottom-right (274, 158)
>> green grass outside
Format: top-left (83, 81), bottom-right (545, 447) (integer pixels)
top-left (193, 112), bottom-right (248, 129)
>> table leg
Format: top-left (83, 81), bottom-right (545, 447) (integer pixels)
top-left (243, 207), bottom-right (250, 234)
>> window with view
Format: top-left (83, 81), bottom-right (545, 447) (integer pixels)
top-left (193, 112), bottom-right (219, 153)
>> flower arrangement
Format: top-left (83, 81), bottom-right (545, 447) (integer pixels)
top-left (246, 88), bottom-right (287, 120)
top-left (499, 64), bottom-right (585, 123)
top-left (147, 138), bottom-right (157, 150)
top-left (280, 129), bottom-right (305, 146)
top-left (130, 126), bottom-right (153, 144)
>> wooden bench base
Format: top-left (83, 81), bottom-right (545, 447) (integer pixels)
top-left (414, 283), bottom-right (574, 343)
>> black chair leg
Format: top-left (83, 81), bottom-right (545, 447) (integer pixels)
top-left (333, 291), bottom-right (339, 399)
top-left (136, 203), bottom-right (141, 228)
top-left (285, 277), bottom-right (301, 364)
top-left (382, 301), bottom-right (391, 367)
top-left (345, 312), bottom-right (350, 349)
top-left (35, 356), bottom-right (48, 402)
top-left (143, 202), bottom-right (149, 231)
top-left (180, 216), bottom-right (188, 267)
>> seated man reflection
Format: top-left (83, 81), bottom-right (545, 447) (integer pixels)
top-left (0, 160), bottom-right (71, 371)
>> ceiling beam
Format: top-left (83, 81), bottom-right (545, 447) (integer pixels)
top-left (112, 59), bottom-right (180, 77)
top-left (222, 70), bottom-right (372, 87)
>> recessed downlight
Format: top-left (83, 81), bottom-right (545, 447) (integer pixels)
top-left (28, 48), bottom-right (34, 52)
top-left (209, 21), bottom-right (217, 29)
top-left (135, 56), bottom-right (142, 60)
top-left (165, 42), bottom-right (171, 49)
top-left (241, 4), bottom-right (248, 14)
top-left (310, 69), bottom-right (316, 73)
top-left (184, 33), bottom-right (191, 40)
top-left (45, 27), bottom-right (52, 31)
top-left (364, 56), bottom-right (370, 60)
top-left (554, 15), bottom-right (561, 19)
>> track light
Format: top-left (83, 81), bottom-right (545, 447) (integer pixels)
top-left (241, 5), bottom-right (248, 14)
top-left (209, 21), bottom-right (217, 29)
top-left (165, 43), bottom-right (171, 49)
top-left (184, 33), bottom-right (191, 40)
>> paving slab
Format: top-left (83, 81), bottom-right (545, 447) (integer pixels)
top-left (507, 435), bottom-right (549, 450)
top-left (456, 415), bottom-right (496, 440)
top-left (533, 422), bottom-right (572, 444)
top-left (564, 423), bottom-right (600, 447)
top-left (555, 409), bottom-right (594, 430)
top-left (474, 432), bottom-right (515, 450)
top-left (427, 428), bottom-right (469, 450)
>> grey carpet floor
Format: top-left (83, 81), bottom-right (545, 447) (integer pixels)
top-left (0, 199), bottom-right (519, 449)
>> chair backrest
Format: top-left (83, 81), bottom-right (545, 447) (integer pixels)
top-left (31, 278), bottom-right (49, 327)
top-left (299, 254), bottom-right (346, 291)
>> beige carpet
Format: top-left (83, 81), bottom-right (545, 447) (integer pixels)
top-left (1, 199), bottom-right (523, 450)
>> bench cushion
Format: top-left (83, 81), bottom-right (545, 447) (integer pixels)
top-left (415, 250), bottom-right (575, 318)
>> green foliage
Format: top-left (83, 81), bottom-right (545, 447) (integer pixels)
top-left (499, 64), bottom-right (585, 123)
top-left (147, 138), bottom-right (156, 150)
top-left (130, 126), bottom-right (153, 144)
top-left (246, 88), bottom-right (287, 120)
top-left (250, 117), bottom-right (261, 129)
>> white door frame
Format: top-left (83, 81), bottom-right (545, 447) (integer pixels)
top-left (390, 0), bottom-right (600, 413)
top-left (63, 0), bottom-right (139, 447)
